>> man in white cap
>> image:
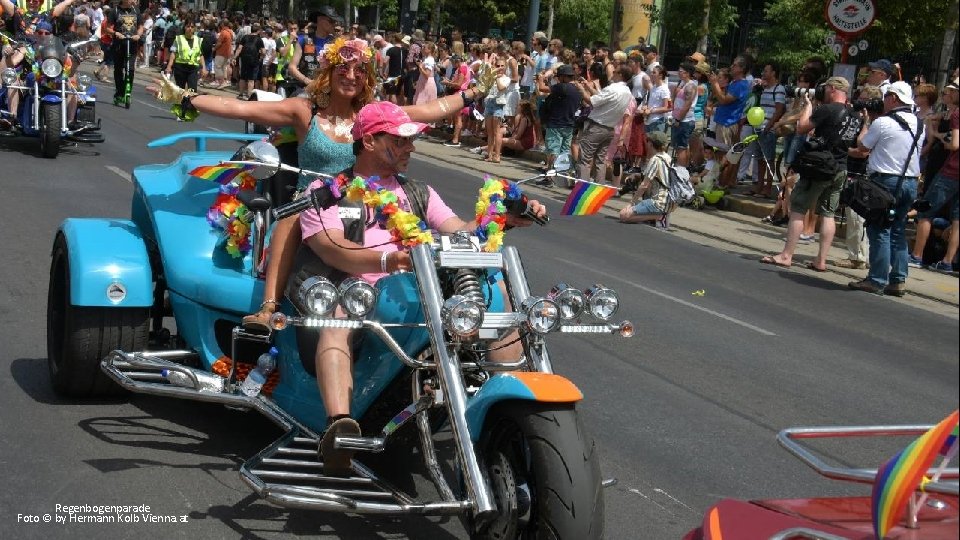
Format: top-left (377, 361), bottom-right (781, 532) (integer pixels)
top-left (849, 81), bottom-right (926, 295)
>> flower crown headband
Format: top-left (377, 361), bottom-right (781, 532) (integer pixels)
top-left (318, 37), bottom-right (373, 70)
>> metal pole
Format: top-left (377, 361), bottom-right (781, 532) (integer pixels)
top-left (526, 0), bottom-right (540, 49)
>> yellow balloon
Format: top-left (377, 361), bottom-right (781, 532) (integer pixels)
top-left (746, 106), bottom-right (765, 128)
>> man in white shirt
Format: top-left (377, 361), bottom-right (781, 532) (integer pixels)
top-left (573, 65), bottom-right (634, 183)
top-left (866, 59), bottom-right (894, 95)
top-left (849, 81), bottom-right (926, 295)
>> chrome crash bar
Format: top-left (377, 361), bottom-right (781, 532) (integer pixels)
top-left (778, 425), bottom-right (959, 496)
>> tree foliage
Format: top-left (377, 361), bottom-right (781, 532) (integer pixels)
top-left (550, 0), bottom-right (615, 48)
top-left (754, 0), bottom-right (835, 76)
top-left (652, 0), bottom-right (738, 52)
top-left (755, 0), bottom-right (959, 75)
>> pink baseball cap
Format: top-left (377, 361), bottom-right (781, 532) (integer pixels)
top-left (351, 101), bottom-right (429, 141)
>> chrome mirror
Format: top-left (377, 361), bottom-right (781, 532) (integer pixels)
top-left (237, 140), bottom-right (281, 179)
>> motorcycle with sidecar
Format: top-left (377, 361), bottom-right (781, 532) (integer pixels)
top-left (1, 33), bottom-right (104, 157)
top-left (46, 132), bottom-right (631, 538)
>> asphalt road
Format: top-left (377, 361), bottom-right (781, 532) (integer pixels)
top-left (1, 75), bottom-right (957, 540)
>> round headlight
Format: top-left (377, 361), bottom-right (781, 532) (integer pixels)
top-left (584, 285), bottom-right (619, 320)
top-left (76, 73), bottom-right (92, 90)
top-left (522, 297), bottom-right (560, 334)
top-left (298, 276), bottom-right (339, 316)
top-left (339, 277), bottom-right (378, 318)
top-left (1, 68), bottom-right (17, 86)
top-left (41, 58), bottom-right (63, 78)
top-left (547, 282), bottom-right (586, 321)
top-left (442, 295), bottom-right (484, 337)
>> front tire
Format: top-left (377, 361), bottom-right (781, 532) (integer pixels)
top-left (472, 402), bottom-right (604, 540)
top-left (40, 102), bottom-right (62, 158)
top-left (47, 234), bottom-right (149, 397)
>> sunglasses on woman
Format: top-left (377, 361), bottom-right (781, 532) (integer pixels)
top-left (335, 63), bottom-right (369, 77)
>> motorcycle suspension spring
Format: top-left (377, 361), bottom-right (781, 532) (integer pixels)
top-left (453, 269), bottom-right (485, 306)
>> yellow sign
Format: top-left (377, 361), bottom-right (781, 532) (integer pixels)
top-left (617, 0), bottom-right (654, 50)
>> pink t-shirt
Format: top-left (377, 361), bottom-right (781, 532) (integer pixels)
top-left (299, 175), bottom-right (458, 284)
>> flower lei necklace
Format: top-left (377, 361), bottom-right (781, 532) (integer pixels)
top-left (318, 174), bottom-right (523, 252)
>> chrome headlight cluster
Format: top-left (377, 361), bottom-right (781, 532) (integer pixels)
top-left (547, 282), bottom-right (586, 321)
top-left (521, 297), bottom-right (560, 335)
top-left (41, 58), bottom-right (63, 78)
top-left (338, 277), bottom-right (378, 318)
top-left (442, 295), bottom-right (484, 337)
top-left (1, 68), bottom-right (17, 86)
top-left (298, 276), bottom-right (339, 316)
top-left (584, 284), bottom-right (619, 320)
top-left (75, 73), bottom-right (92, 91)
top-left (296, 276), bottom-right (379, 318)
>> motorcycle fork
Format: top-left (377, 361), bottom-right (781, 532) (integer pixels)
top-left (409, 244), bottom-right (497, 521)
top-left (502, 246), bottom-right (554, 373)
top-left (60, 79), bottom-right (67, 132)
top-left (31, 82), bottom-right (39, 131)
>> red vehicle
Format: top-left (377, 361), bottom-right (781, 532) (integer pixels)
top-left (686, 425), bottom-right (959, 540)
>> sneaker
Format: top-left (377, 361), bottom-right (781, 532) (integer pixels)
top-left (907, 254), bottom-right (924, 268)
top-left (929, 261), bottom-right (954, 274)
top-left (443, 141), bottom-right (461, 148)
top-left (798, 233), bottom-right (815, 244)
top-left (848, 279), bottom-right (883, 295)
top-left (884, 282), bottom-right (907, 297)
top-left (469, 146), bottom-right (485, 155)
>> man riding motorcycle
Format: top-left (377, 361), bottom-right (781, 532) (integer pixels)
top-left (1, 0), bottom-right (79, 126)
top-left (297, 101), bottom-right (548, 475)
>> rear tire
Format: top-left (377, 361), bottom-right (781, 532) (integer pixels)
top-left (471, 401), bottom-right (604, 540)
top-left (39, 102), bottom-right (61, 158)
top-left (47, 234), bottom-right (149, 397)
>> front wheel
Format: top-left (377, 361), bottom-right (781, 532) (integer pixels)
top-left (472, 402), bottom-right (604, 540)
top-left (47, 234), bottom-right (149, 397)
top-left (39, 102), bottom-right (62, 158)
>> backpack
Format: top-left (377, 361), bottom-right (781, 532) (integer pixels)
top-left (200, 30), bottom-right (216, 58)
top-left (658, 157), bottom-right (695, 206)
top-left (794, 104), bottom-right (860, 182)
top-left (151, 17), bottom-right (165, 41)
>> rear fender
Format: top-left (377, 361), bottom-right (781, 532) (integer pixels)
top-left (464, 372), bottom-right (583, 442)
top-left (41, 93), bottom-right (63, 104)
top-left (57, 218), bottom-right (154, 307)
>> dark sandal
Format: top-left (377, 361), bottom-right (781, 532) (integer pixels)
top-left (319, 417), bottom-right (361, 477)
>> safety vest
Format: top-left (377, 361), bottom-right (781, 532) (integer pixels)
top-left (275, 34), bottom-right (294, 82)
top-left (174, 34), bottom-right (202, 66)
top-left (17, 0), bottom-right (52, 13)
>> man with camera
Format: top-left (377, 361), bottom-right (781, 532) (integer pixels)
top-left (848, 82), bottom-right (926, 295)
top-left (761, 77), bottom-right (860, 271)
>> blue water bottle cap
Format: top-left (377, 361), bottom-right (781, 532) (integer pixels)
top-left (269, 346), bottom-right (279, 356)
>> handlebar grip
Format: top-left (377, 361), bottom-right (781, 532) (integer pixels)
top-left (504, 195), bottom-right (549, 226)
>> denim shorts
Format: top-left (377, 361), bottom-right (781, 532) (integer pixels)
top-left (646, 118), bottom-right (667, 135)
top-left (919, 172), bottom-right (959, 221)
top-left (545, 127), bottom-right (574, 156)
top-left (631, 198), bottom-right (665, 216)
top-left (484, 97), bottom-right (506, 119)
top-left (671, 121), bottom-right (695, 149)
top-left (756, 130), bottom-right (777, 161)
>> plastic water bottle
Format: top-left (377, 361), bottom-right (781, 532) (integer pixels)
top-left (240, 347), bottom-right (279, 397)
top-left (161, 368), bottom-right (225, 392)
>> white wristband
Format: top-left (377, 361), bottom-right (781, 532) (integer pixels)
top-left (380, 251), bottom-right (389, 274)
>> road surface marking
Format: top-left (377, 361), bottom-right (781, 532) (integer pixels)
top-left (133, 99), bottom-right (223, 131)
top-left (653, 487), bottom-right (695, 512)
top-left (105, 165), bottom-right (131, 183)
top-left (563, 259), bottom-right (777, 336)
top-left (628, 488), bottom-right (669, 511)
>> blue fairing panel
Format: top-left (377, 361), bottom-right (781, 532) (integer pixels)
top-left (60, 218), bottom-right (153, 307)
top-left (131, 150), bottom-right (263, 316)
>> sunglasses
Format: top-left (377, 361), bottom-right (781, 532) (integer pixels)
top-left (380, 133), bottom-right (415, 145)
top-left (334, 63), bottom-right (369, 77)
top-left (36, 30), bottom-right (52, 35)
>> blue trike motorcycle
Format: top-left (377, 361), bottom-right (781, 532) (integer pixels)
top-left (1, 33), bottom-right (104, 157)
top-left (46, 132), bottom-right (631, 538)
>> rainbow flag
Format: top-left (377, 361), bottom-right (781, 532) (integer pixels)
top-left (188, 164), bottom-right (257, 185)
top-left (871, 410), bottom-right (959, 539)
top-left (561, 180), bottom-right (618, 216)
top-left (941, 424), bottom-right (959, 456)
